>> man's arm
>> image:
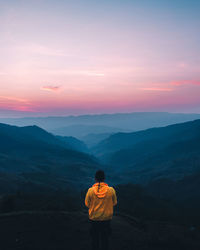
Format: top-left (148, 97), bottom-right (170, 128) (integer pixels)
top-left (111, 187), bottom-right (117, 206)
top-left (85, 189), bottom-right (91, 208)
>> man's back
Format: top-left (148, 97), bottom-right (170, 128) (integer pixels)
top-left (85, 182), bottom-right (117, 221)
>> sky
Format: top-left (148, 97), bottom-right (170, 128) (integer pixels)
top-left (0, 0), bottom-right (200, 117)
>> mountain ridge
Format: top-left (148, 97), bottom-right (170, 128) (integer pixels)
top-left (93, 119), bottom-right (200, 183)
top-left (0, 123), bottom-right (99, 192)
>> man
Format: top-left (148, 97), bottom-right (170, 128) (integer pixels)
top-left (85, 170), bottom-right (117, 250)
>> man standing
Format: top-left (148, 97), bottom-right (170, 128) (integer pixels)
top-left (85, 170), bottom-right (117, 250)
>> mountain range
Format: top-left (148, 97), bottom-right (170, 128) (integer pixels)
top-left (0, 123), bottom-right (99, 193)
top-left (93, 119), bottom-right (200, 183)
top-left (1, 112), bottom-right (200, 148)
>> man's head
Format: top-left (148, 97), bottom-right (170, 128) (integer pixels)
top-left (95, 170), bottom-right (105, 182)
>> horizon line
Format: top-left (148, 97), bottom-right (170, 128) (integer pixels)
top-left (1, 110), bottom-right (200, 119)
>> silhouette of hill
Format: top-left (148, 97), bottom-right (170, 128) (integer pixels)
top-left (93, 119), bottom-right (200, 183)
top-left (0, 123), bottom-right (99, 192)
top-left (56, 135), bottom-right (89, 153)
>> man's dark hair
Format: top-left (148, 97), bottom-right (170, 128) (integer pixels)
top-left (95, 170), bottom-right (105, 182)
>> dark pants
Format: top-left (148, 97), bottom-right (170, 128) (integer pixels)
top-left (89, 220), bottom-right (112, 250)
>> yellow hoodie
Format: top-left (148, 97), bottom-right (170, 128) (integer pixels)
top-left (85, 182), bottom-right (117, 221)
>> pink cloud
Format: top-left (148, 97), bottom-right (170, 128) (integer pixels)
top-left (171, 80), bottom-right (200, 86)
top-left (139, 88), bottom-right (173, 92)
top-left (0, 95), bottom-right (35, 112)
top-left (12, 106), bottom-right (35, 112)
top-left (41, 85), bottom-right (61, 92)
top-left (0, 96), bottom-right (28, 103)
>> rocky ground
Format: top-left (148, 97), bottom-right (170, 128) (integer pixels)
top-left (0, 211), bottom-right (200, 250)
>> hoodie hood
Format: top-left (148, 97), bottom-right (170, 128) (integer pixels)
top-left (92, 182), bottom-right (109, 198)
